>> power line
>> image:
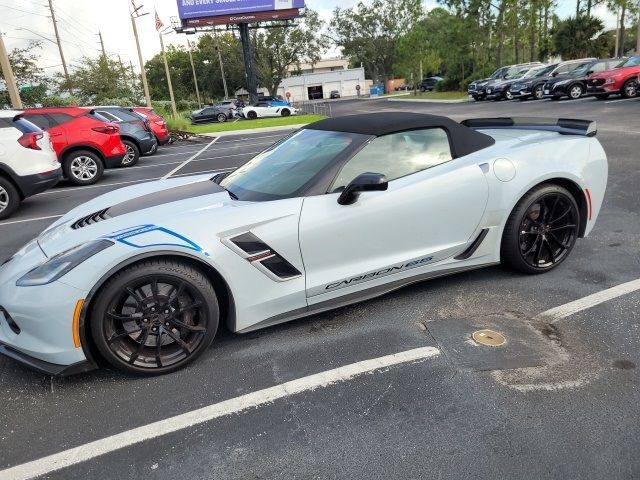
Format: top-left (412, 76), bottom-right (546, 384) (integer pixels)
top-left (0, 3), bottom-right (49, 17)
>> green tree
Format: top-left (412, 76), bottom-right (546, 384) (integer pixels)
top-left (552, 15), bottom-right (606, 58)
top-left (329, 0), bottom-right (423, 82)
top-left (252, 10), bottom-right (327, 96)
top-left (0, 41), bottom-right (50, 106)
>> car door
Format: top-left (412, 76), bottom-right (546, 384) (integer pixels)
top-left (24, 114), bottom-right (67, 155)
top-left (298, 128), bottom-right (489, 303)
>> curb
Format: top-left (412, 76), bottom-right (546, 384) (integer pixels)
top-left (199, 123), bottom-right (310, 137)
top-left (387, 97), bottom-right (471, 104)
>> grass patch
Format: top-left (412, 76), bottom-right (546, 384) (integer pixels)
top-left (398, 91), bottom-right (470, 100)
top-left (170, 114), bottom-right (326, 134)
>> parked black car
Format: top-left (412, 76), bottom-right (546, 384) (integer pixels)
top-left (330, 90), bottom-right (341, 99)
top-left (190, 105), bottom-right (233, 124)
top-left (94, 106), bottom-right (157, 167)
top-left (418, 76), bottom-right (443, 92)
top-left (543, 58), bottom-right (621, 100)
top-left (485, 65), bottom-right (548, 101)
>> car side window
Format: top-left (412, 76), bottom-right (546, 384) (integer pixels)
top-left (98, 111), bottom-right (121, 122)
top-left (23, 114), bottom-right (51, 129)
top-left (330, 128), bottom-right (453, 192)
top-left (591, 62), bottom-right (606, 73)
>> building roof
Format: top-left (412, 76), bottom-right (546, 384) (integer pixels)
top-left (304, 112), bottom-right (495, 158)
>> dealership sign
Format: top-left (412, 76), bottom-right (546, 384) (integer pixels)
top-left (177, 0), bottom-right (305, 20)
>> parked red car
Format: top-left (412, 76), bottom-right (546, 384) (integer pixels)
top-left (587, 55), bottom-right (640, 99)
top-left (22, 107), bottom-right (126, 185)
top-left (133, 107), bottom-right (171, 146)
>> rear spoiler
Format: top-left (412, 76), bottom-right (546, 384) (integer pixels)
top-left (461, 117), bottom-right (597, 137)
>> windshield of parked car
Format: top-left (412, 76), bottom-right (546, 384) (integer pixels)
top-left (571, 62), bottom-right (595, 76)
top-left (621, 56), bottom-right (640, 67)
top-left (219, 129), bottom-right (371, 201)
top-left (533, 64), bottom-right (557, 77)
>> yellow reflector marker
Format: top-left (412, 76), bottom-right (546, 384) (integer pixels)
top-left (72, 300), bottom-right (84, 348)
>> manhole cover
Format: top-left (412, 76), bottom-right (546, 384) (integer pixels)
top-left (472, 329), bottom-right (506, 347)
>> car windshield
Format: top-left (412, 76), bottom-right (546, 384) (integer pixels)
top-left (621, 56), bottom-right (640, 67)
top-left (533, 64), bottom-right (557, 77)
top-left (219, 129), bottom-right (370, 201)
top-left (571, 63), bottom-right (595, 75)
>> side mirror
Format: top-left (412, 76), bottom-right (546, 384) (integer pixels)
top-left (586, 70), bottom-right (594, 75)
top-left (551, 71), bottom-right (559, 77)
top-left (337, 172), bottom-right (388, 205)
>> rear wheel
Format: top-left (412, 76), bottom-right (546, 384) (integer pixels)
top-left (216, 113), bottom-right (227, 123)
top-left (63, 150), bottom-right (104, 185)
top-left (121, 140), bottom-right (140, 167)
top-left (281, 108), bottom-right (291, 117)
top-left (0, 177), bottom-right (20, 220)
top-left (621, 79), bottom-right (638, 98)
top-left (90, 260), bottom-right (219, 376)
top-left (568, 84), bottom-right (584, 99)
top-left (247, 111), bottom-right (258, 120)
top-left (501, 184), bottom-right (580, 274)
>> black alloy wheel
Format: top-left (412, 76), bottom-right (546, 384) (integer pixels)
top-left (91, 260), bottom-right (219, 375)
top-left (621, 79), bottom-right (638, 98)
top-left (501, 184), bottom-right (580, 274)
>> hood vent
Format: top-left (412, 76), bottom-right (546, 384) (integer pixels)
top-left (71, 208), bottom-right (111, 230)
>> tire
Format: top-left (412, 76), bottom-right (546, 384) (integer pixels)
top-left (281, 108), bottom-right (291, 117)
top-left (532, 85), bottom-right (544, 100)
top-left (0, 177), bottom-right (20, 220)
top-left (63, 150), bottom-right (104, 185)
top-left (504, 90), bottom-right (514, 100)
top-left (90, 259), bottom-right (219, 376)
top-left (501, 184), bottom-right (580, 275)
top-left (621, 79), bottom-right (638, 98)
top-left (247, 111), bottom-right (258, 120)
top-left (121, 140), bottom-right (140, 167)
top-left (216, 113), bottom-right (227, 123)
top-left (568, 83), bottom-right (583, 99)
top-left (595, 93), bottom-right (610, 100)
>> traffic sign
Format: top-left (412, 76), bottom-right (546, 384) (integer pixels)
top-left (355, 85), bottom-right (361, 91)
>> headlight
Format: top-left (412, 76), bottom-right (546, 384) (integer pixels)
top-left (16, 240), bottom-right (113, 286)
top-left (605, 78), bottom-right (616, 84)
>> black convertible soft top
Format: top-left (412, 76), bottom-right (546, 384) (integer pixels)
top-left (305, 112), bottom-right (495, 158)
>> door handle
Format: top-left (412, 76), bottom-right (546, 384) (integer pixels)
top-left (49, 132), bottom-right (62, 137)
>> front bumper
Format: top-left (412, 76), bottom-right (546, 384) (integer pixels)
top-left (0, 242), bottom-right (92, 373)
top-left (485, 89), bottom-right (505, 99)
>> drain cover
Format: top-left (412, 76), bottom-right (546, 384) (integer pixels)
top-left (472, 329), bottom-right (506, 347)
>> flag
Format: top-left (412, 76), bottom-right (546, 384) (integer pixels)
top-left (155, 10), bottom-right (164, 31)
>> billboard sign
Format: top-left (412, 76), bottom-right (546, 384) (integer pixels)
top-left (177, 0), bottom-right (305, 20)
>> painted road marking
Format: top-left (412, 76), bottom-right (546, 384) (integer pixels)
top-left (163, 137), bottom-right (220, 179)
top-left (538, 278), bottom-right (640, 322)
top-left (0, 214), bottom-right (64, 226)
top-left (0, 346), bottom-right (441, 480)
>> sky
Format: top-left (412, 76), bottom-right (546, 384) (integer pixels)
top-left (0, 0), bottom-right (619, 76)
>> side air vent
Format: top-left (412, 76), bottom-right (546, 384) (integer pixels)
top-left (227, 232), bottom-right (302, 281)
top-left (71, 208), bottom-right (111, 230)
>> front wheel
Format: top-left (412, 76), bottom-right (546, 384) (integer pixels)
top-left (216, 113), bottom-right (227, 123)
top-left (568, 84), bottom-right (584, 99)
top-left (504, 90), bottom-right (514, 100)
top-left (0, 177), bottom-right (20, 220)
top-left (281, 108), bottom-right (291, 117)
top-left (621, 79), bottom-right (638, 98)
top-left (533, 85), bottom-right (544, 100)
top-left (247, 111), bottom-right (258, 120)
top-left (90, 260), bottom-right (219, 376)
top-left (501, 184), bottom-right (580, 274)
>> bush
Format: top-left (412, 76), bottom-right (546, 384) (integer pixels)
top-left (40, 95), bottom-right (82, 107)
top-left (166, 116), bottom-right (191, 131)
top-left (97, 97), bottom-right (134, 107)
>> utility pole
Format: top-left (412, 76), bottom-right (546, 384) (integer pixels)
top-left (0, 33), bottom-right (22, 108)
top-left (214, 30), bottom-right (230, 100)
top-left (98, 31), bottom-right (106, 58)
top-left (187, 39), bottom-right (202, 108)
top-left (636, 0), bottom-right (640, 54)
top-left (47, 0), bottom-right (69, 83)
top-left (615, 7), bottom-right (621, 57)
top-left (159, 32), bottom-right (178, 117)
top-left (130, 5), bottom-right (152, 107)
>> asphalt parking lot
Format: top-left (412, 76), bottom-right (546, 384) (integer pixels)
top-left (1, 96), bottom-right (639, 479)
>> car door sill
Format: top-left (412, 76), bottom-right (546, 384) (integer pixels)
top-left (236, 262), bottom-right (499, 333)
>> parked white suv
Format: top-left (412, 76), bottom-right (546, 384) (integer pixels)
top-left (0, 111), bottom-right (61, 220)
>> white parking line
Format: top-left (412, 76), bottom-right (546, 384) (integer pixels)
top-left (162, 137), bottom-right (220, 179)
top-left (0, 346), bottom-right (440, 480)
top-left (0, 214), bottom-right (64, 226)
top-left (538, 278), bottom-right (640, 322)
top-left (604, 97), bottom-right (637, 104)
top-left (153, 140), bottom-right (273, 158)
